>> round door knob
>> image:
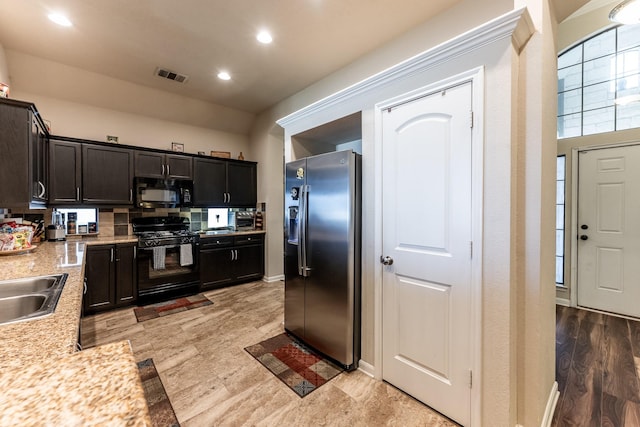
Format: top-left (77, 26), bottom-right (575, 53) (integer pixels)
top-left (380, 255), bottom-right (394, 265)
top-left (580, 235), bottom-right (588, 240)
top-left (581, 224), bottom-right (589, 230)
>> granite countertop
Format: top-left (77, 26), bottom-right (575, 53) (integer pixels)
top-left (199, 229), bottom-right (266, 239)
top-left (0, 237), bottom-right (150, 425)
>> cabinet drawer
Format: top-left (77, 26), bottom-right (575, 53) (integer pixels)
top-left (200, 236), bottom-right (234, 249)
top-left (234, 234), bottom-right (263, 245)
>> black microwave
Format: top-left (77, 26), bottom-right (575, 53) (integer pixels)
top-left (134, 177), bottom-right (193, 208)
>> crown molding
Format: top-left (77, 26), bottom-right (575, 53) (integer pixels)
top-left (277, 7), bottom-right (534, 129)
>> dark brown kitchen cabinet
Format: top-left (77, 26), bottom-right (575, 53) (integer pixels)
top-left (49, 139), bottom-right (82, 204)
top-left (193, 158), bottom-right (256, 207)
top-left (200, 233), bottom-right (264, 290)
top-left (0, 99), bottom-right (49, 208)
top-left (82, 144), bottom-right (134, 205)
top-left (83, 242), bottom-right (137, 314)
top-left (134, 151), bottom-right (193, 180)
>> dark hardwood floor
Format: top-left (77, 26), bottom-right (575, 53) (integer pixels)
top-left (554, 305), bottom-right (640, 426)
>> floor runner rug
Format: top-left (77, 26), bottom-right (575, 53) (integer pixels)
top-left (137, 358), bottom-right (180, 427)
top-left (244, 333), bottom-right (344, 397)
top-left (134, 294), bottom-right (212, 322)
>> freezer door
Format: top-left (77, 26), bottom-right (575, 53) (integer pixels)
top-left (304, 150), bottom-right (358, 366)
top-left (284, 158), bottom-right (306, 338)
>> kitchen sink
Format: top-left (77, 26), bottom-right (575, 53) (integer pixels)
top-left (0, 274), bottom-right (68, 325)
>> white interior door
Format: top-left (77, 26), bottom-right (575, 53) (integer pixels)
top-left (577, 145), bottom-right (640, 318)
top-left (381, 82), bottom-right (473, 426)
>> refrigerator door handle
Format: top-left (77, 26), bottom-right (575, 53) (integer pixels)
top-left (299, 184), bottom-right (309, 277)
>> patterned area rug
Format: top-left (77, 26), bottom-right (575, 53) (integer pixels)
top-left (137, 358), bottom-right (180, 427)
top-left (244, 333), bottom-right (344, 397)
top-left (134, 294), bottom-right (212, 322)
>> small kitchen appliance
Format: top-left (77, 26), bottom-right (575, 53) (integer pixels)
top-left (46, 211), bottom-right (66, 241)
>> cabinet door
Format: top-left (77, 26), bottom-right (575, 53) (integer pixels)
top-left (83, 144), bottom-right (134, 205)
top-left (134, 151), bottom-right (165, 179)
top-left (200, 248), bottom-right (234, 289)
top-left (0, 103), bottom-right (30, 206)
top-left (234, 244), bottom-right (264, 280)
top-left (115, 243), bottom-right (137, 306)
top-left (166, 154), bottom-right (193, 180)
top-left (49, 140), bottom-right (82, 204)
top-left (30, 117), bottom-right (48, 205)
top-left (84, 245), bottom-right (115, 313)
top-left (193, 158), bottom-right (226, 206)
top-left (227, 162), bottom-right (257, 207)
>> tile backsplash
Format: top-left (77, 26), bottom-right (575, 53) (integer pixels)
top-left (3, 207), bottom-right (210, 237)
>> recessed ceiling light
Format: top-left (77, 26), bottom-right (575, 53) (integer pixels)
top-left (256, 30), bottom-right (273, 44)
top-left (48, 12), bottom-right (72, 27)
top-left (217, 71), bottom-right (231, 81)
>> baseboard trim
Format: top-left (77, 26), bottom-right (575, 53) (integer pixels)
top-left (556, 297), bottom-right (570, 307)
top-left (357, 360), bottom-right (375, 378)
top-left (541, 381), bottom-right (559, 427)
top-left (262, 274), bottom-right (284, 283)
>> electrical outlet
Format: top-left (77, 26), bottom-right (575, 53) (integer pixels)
top-left (106, 135), bottom-right (118, 143)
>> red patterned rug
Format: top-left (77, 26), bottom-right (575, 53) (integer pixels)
top-left (137, 358), bottom-right (180, 427)
top-left (133, 294), bottom-right (212, 322)
top-left (244, 333), bottom-right (344, 397)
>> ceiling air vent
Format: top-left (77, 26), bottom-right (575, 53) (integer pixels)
top-left (155, 67), bottom-right (189, 83)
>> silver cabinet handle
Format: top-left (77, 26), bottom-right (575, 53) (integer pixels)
top-left (133, 246), bottom-right (137, 259)
top-left (227, 192), bottom-right (231, 203)
top-left (83, 278), bottom-right (87, 295)
top-left (110, 248), bottom-right (114, 263)
top-left (166, 164), bottom-right (170, 176)
top-left (38, 181), bottom-right (46, 198)
top-left (130, 189), bottom-right (133, 202)
top-left (76, 187), bottom-right (80, 201)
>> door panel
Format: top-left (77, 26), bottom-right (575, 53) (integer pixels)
top-left (577, 145), bottom-right (640, 317)
top-left (382, 82), bottom-right (472, 426)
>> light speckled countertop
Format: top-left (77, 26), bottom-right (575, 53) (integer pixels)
top-left (0, 236), bottom-right (150, 425)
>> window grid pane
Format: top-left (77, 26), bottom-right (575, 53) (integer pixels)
top-left (558, 26), bottom-right (640, 139)
top-left (556, 156), bottom-right (566, 285)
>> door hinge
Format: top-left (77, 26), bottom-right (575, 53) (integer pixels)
top-left (470, 111), bottom-right (474, 128)
top-left (470, 241), bottom-right (473, 259)
top-left (469, 369), bottom-right (473, 388)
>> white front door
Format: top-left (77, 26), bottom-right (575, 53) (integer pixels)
top-left (381, 82), bottom-right (473, 426)
top-left (577, 145), bottom-right (640, 318)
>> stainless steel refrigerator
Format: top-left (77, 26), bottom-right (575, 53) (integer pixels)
top-left (284, 149), bottom-right (361, 371)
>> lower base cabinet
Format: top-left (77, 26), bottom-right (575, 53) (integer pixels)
top-left (84, 242), bottom-right (137, 314)
top-left (200, 233), bottom-right (264, 290)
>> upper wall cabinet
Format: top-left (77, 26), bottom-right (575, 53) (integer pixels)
top-left (193, 158), bottom-right (256, 207)
top-left (49, 139), bottom-right (82, 205)
top-left (82, 144), bottom-right (134, 205)
top-left (134, 151), bottom-right (193, 180)
top-left (0, 99), bottom-right (49, 208)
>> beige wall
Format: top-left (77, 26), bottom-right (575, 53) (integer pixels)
top-left (9, 91), bottom-right (250, 158)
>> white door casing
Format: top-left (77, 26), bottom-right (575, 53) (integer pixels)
top-left (381, 81), bottom-right (473, 426)
top-left (577, 144), bottom-right (640, 318)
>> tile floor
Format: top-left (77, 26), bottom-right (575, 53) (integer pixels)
top-left (82, 280), bottom-right (458, 426)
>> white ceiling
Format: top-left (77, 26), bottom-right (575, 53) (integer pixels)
top-left (0, 0), bottom-right (466, 115)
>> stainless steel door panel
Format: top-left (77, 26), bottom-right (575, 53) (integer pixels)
top-left (304, 150), bottom-right (356, 366)
top-left (284, 159), bottom-right (306, 335)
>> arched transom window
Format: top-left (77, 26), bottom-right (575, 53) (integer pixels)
top-left (558, 25), bottom-right (640, 139)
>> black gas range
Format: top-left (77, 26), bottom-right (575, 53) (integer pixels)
top-left (132, 217), bottom-right (200, 302)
